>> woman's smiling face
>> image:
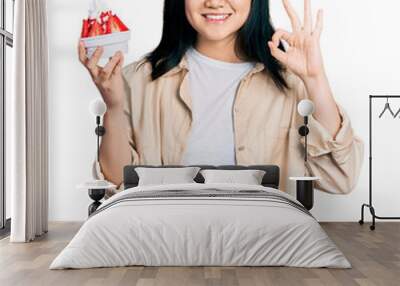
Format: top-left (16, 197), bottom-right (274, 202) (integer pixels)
top-left (185, 0), bottom-right (252, 42)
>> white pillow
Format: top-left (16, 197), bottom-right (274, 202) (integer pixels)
top-left (200, 169), bottom-right (266, 185)
top-left (135, 167), bottom-right (201, 186)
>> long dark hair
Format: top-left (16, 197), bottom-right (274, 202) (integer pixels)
top-left (146, 0), bottom-right (288, 90)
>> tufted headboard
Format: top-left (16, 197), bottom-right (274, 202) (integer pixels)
top-left (123, 165), bottom-right (280, 190)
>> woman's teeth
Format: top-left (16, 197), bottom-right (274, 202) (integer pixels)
top-left (203, 14), bottom-right (231, 22)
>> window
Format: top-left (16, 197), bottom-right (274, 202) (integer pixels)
top-left (0, 0), bottom-right (14, 235)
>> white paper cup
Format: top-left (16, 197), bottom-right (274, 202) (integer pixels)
top-left (81, 30), bottom-right (131, 58)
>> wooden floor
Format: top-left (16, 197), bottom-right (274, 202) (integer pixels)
top-left (0, 222), bottom-right (399, 286)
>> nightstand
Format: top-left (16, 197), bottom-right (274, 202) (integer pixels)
top-left (289, 177), bottom-right (319, 211)
top-left (77, 180), bottom-right (116, 216)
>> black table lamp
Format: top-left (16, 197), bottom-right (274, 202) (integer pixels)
top-left (297, 99), bottom-right (315, 170)
top-left (89, 98), bottom-right (107, 163)
top-left (85, 98), bottom-right (108, 215)
top-left (291, 99), bottom-right (319, 211)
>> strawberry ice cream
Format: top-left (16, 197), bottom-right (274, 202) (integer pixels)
top-left (80, 0), bottom-right (131, 58)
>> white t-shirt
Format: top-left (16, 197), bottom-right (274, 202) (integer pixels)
top-left (181, 47), bottom-right (256, 165)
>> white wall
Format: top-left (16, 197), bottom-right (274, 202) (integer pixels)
top-left (48, 0), bottom-right (400, 221)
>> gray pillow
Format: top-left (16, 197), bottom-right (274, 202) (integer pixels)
top-left (135, 167), bottom-right (201, 186)
top-left (200, 169), bottom-right (266, 185)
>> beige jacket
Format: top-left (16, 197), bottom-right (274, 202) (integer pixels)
top-left (94, 54), bottom-right (364, 196)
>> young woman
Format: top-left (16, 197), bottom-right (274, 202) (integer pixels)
top-left (78, 0), bottom-right (363, 195)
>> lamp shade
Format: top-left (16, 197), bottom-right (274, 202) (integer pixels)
top-left (297, 99), bottom-right (315, 117)
top-left (89, 98), bottom-right (107, 117)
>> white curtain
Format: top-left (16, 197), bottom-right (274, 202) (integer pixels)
top-left (9, 0), bottom-right (49, 242)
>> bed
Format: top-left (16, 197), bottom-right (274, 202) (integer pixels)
top-left (50, 165), bottom-right (350, 269)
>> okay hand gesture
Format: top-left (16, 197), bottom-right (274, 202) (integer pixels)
top-left (268, 0), bottom-right (325, 81)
